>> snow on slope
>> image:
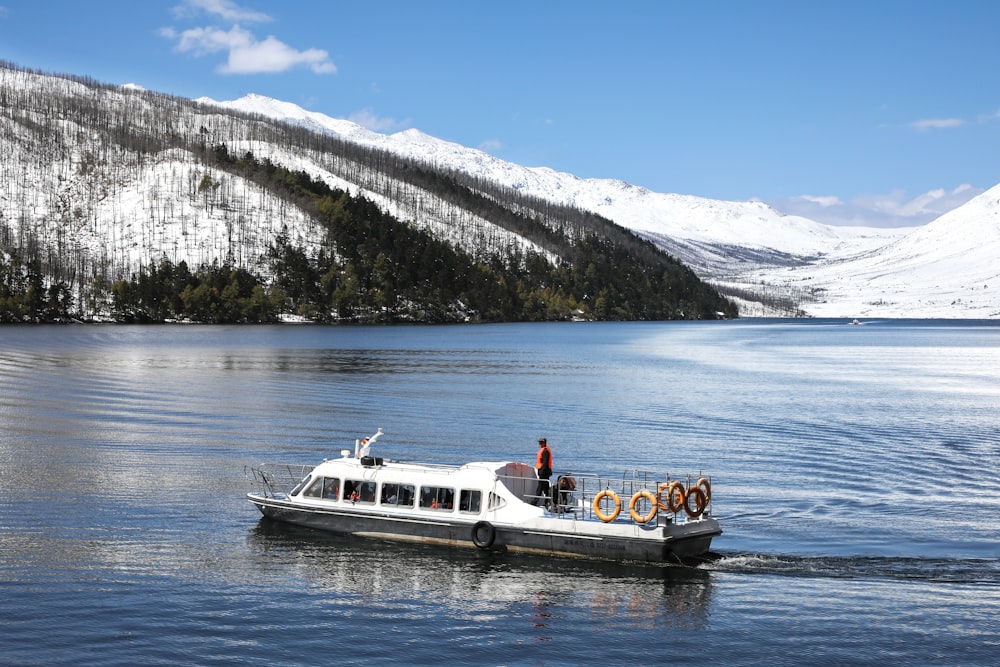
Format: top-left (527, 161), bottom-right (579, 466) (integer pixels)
top-left (197, 94), bottom-right (553, 261)
top-left (753, 184), bottom-right (1000, 318)
top-left (86, 150), bottom-right (323, 270)
top-left (0, 68), bottom-right (325, 277)
top-left (220, 139), bottom-right (553, 262)
top-left (199, 95), bottom-right (900, 260)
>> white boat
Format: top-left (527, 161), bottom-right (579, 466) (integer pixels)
top-left (246, 429), bottom-right (723, 564)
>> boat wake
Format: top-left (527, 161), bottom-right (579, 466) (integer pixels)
top-left (705, 552), bottom-right (1000, 585)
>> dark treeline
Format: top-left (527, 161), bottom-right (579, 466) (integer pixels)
top-left (109, 259), bottom-right (282, 324)
top-left (0, 62), bottom-right (737, 323)
top-left (0, 252), bottom-right (73, 322)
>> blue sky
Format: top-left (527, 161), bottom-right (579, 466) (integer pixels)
top-left (2, 0), bottom-right (998, 227)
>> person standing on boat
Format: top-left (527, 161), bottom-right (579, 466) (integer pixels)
top-left (533, 438), bottom-right (553, 507)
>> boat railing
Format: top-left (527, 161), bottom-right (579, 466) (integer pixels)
top-left (246, 460), bottom-right (712, 525)
top-left (246, 463), bottom-right (313, 499)
top-left (546, 470), bottom-right (713, 525)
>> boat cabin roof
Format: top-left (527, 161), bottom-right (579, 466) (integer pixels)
top-left (314, 455), bottom-right (535, 488)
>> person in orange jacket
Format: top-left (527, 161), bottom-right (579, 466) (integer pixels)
top-left (533, 437), bottom-right (553, 507)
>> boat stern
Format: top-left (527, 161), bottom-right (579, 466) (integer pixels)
top-left (663, 515), bottom-right (722, 561)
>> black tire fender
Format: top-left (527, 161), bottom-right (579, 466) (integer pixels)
top-left (471, 521), bottom-right (496, 549)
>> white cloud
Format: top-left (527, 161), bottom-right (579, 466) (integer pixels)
top-left (164, 1), bottom-right (335, 75)
top-left (799, 194), bottom-right (842, 208)
top-left (170, 25), bottom-right (241, 57)
top-left (225, 33), bottom-right (335, 74)
top-left (173, 0), bottom-right (270, 23)
top-left (166, 24), bottom-right (335, 75)
top-left (978, 109), bottom-right (1000, 123)
top-left (347, 108), bottom-right (408, 132)
top-left (478, 139), bottom-right (503, 152)
top-left (772, 185), bottom-right (982, 228)
top-left (895, 188), bottom-right (947, 217)
top-left (908, 118), bottom-right (963, 131)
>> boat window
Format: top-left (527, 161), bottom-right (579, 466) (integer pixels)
top-left (458, 489), bottom-right (482, 514)
top-left (302, 476), bottom-right (339, 499)
top-left (302, 477), bottom-right (324, 498)
top-left (419, 486), bottom-right (454, 511)
top-left (487, 492), bottom-right (505, 511)
top-left (345, 479), bottom-right (376, 504)
top-left (291, 474), bottom-right (312, 496)
top-left (380, 482), bottom-right (415, 508)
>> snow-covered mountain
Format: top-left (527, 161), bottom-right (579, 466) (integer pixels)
top-left (2, 61), bottom-right (996, 320)
top-left (204, 93), bottom-right (1000, 319)
top-left (748, 184), bottom-right (1000, 318)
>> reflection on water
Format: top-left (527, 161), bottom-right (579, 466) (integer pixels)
top-left (246, 519), bottom-right (714, 633)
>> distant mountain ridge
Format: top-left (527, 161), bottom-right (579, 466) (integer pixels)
top-left (203, 93), bottom-right (1000, 319)
top-left (203, 94), bottom-right (891, 256)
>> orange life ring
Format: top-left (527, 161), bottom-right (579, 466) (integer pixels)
top-left (656, 482), bottom-right (672, 512)
top-left (628, 489), bottom-right (658, 524)
top-left (696, 477), bottom-right (712, 504)
top-left (593, 489), bottom-right (621, 522)
top-left (684, 485), bottom-right (707, 518)
top-left (663, 480), bottom-right (685, 513)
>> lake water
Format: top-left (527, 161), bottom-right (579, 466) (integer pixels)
top-left (2, 320), bottom-right (998, 666)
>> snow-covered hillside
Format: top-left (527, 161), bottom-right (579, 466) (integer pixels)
top-left (203, 94), bottom-right (1000, 319)
top-left (0, 70), bottom-right (323, 278)
top-left (750, 184), bottom-right (1000, 318)
top-left (203, 94), bottom-right (897, 259)
top-left (0, 67), bottom-right (546, 292)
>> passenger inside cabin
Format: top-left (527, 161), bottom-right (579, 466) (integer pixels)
top-left (344, 480), bottom-right (359, 503)
top-left (396, 485), bottom-right (415, 507)
top-left (459, 489), bottom-right (482, 513)
top-left (359, 482), bottom-right (376, 503)
top-left (421, 486), bottom-right (454, 510)
top-left (323, 478), bottom-right (340, 500)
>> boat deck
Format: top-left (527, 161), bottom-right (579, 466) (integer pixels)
top-left (246, 460), bottom-right (714, 528)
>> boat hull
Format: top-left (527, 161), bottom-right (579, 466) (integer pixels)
top-left (249, 493), bottom-right (721, 564)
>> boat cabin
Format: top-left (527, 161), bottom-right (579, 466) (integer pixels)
top-left (282, 452), bottom-right (542, 522)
